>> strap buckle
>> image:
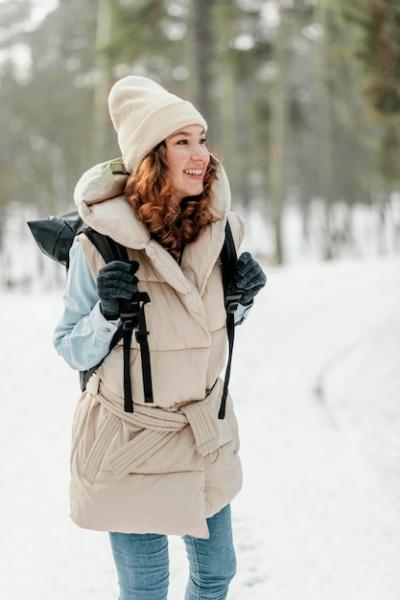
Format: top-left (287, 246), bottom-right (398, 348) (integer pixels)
top-left (135, 329), bottom-right (150, 343)
top-left (109, 157), bottom-right (129, 175)
top-left (225, 292), bottom-right (242, 313)
top-left (121, 318), bottom-right (136, 331)
top-left (120, 291), bottom-right (151, 326)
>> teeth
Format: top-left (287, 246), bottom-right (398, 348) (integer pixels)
top-left (184, 169), bottom-right (202, 175)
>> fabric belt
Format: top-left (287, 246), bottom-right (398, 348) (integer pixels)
top-left (83, 374), bottom-right (221, 482)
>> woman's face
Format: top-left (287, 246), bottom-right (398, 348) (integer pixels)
top-left (164, 124), bottom-right (210, 205)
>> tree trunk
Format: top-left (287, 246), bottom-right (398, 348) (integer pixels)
top-left (92, 0), bottom-right (114, 161)
top-left (191, 0), bottom-right (216, 146)
top-left (268, 2), bottom-right (287, 265)
top-left (234, 77), bottom-right (252, 209)
top-left (314, 0), bottom-right (335, 260)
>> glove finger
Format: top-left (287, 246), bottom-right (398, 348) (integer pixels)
top-left (109, 280), bottom-right (139, 295)
top-left (236, 273), bottom-right (265, 293)
top-left (98, 270), bottom-right (138, 286)
top-left (235, 255), bottom-right (252, 271)
top-left (234, 263), bottom-right (259, 287)
top-left (102, 286), bottom-right (138, 300)
top-left (235, 268), bottom-right (255, 285)
top-left (99, 281), bottom-right (138, 298)
top-left (100, 261), bottom-right (137, 275)
top-left (100, 264), bottom-right (137, 278)
top-left (113, 274), bottom-right (139, 287)
top-left (237, 252), bottom-right (252, 264)
top-left (243, 270), bottom-right (266, 289)
top-left (240, 293), bottom-right (255, 305)
top-left (100, 267), bottom-right (138, 284)
top-left (116, 287), bottom-right (139, 300)
top-left (128, 260), bottom-right (140, 274)
top-left (236, 255), bottom-right (257, 273)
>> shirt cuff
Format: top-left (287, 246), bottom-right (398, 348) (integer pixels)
top-left (90, 301), bottom-right (121, 336)
top-left (234, 300), bottom-right (254, 326)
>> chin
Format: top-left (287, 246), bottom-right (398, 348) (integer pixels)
top-left (186, 184), bottom-right (203, 195)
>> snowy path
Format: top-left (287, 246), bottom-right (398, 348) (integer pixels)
top-left (1, 256), bottom-right (400, 599)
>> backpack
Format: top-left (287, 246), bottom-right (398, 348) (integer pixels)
top-left (27, 211), bottom-right (241, 419)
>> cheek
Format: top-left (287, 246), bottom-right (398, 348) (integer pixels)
top-left (203, 149), bottom-right (211, 164)
top-left (167, 149), bottom-right (185, 176)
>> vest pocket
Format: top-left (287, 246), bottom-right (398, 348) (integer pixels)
top-left (205, 397), bottom-right (239, 464)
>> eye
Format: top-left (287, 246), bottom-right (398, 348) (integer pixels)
top-left (176, 138), bottom-right (207, 145)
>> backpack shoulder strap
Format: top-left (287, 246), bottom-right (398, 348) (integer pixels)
top-left (220, 220), bottom-right (237, 304)
top-left (82, 226), bottom-right (129, 263)
top-left (79, 227), bottom-right (129, 391)
top-left (218, 219), bottom-right (240, 420)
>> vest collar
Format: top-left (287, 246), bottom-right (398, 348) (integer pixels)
top-left (75, 155), bottom-right (231, 296)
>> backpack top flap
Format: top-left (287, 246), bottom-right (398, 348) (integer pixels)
top-left (27, 210), bottom-right (86, 268)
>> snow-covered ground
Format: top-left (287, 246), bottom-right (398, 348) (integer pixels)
top-left (1, 255), bottom-right (400, 599)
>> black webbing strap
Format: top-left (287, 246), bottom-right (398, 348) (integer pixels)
top-left (122, 324), bottom-right (134, 412)
top-left (80, 228), bottom-right (153, 413)
top-left (79, 230), bottom-right (127, 392)
top-left (218, 221), bottom-right (241, 420)
top-left (120, 291), bottom-right (152, 412)
top-left (84, 228), bottom-right (129, 263)
top-left (136, 306), bottom-right (153, 403)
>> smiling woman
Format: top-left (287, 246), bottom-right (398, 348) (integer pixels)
top-left (53, 74), bottom-right (266, 600)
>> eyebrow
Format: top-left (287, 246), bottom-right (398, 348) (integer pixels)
top-left (168, 129), bottom-right (206, 139)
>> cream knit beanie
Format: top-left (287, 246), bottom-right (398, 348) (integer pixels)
top-left (108, 75), bottom-right (208, 175)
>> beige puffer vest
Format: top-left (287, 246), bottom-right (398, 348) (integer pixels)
top-left (69, 157), bottom-right (244, 538)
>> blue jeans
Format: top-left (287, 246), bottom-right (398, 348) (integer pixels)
top-left (108, 503), bottom-right (236, 600)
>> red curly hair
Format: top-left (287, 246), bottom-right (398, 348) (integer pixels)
top-left (124, 141), bottom-right (221, 258)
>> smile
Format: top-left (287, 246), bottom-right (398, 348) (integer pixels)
top-left (183, 169), bottom-right (204, 180)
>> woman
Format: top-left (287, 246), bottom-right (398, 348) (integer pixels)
top-left (54, 75), bottom-right (266, 600)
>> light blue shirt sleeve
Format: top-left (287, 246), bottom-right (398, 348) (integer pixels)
top-left (53, 240), bottom-right (120, 371)
top-left (234, 300), bottom-right (253, 326)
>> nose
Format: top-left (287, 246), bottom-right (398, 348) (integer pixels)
top-left (191, 145), bottom-right (209, 163)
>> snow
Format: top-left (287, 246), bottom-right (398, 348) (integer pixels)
top-left (1, 255), bottom-right (400, 599)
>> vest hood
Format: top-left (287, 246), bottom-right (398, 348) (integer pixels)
top-left (73, 156), bottom-right (232, 297)
top-left (73, 155), bottom-right (231, 250)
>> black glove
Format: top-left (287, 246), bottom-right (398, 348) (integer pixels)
top-left (232, 252), bottom-right (267, 306)
top-left (96, 260), bottom-right (139, 320)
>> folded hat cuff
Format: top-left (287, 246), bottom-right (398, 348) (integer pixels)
top-left (120, 100), bottom-right (208, 175)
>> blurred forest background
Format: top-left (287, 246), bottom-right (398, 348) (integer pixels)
top-left (0, 0), bottom-right (399, 288)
